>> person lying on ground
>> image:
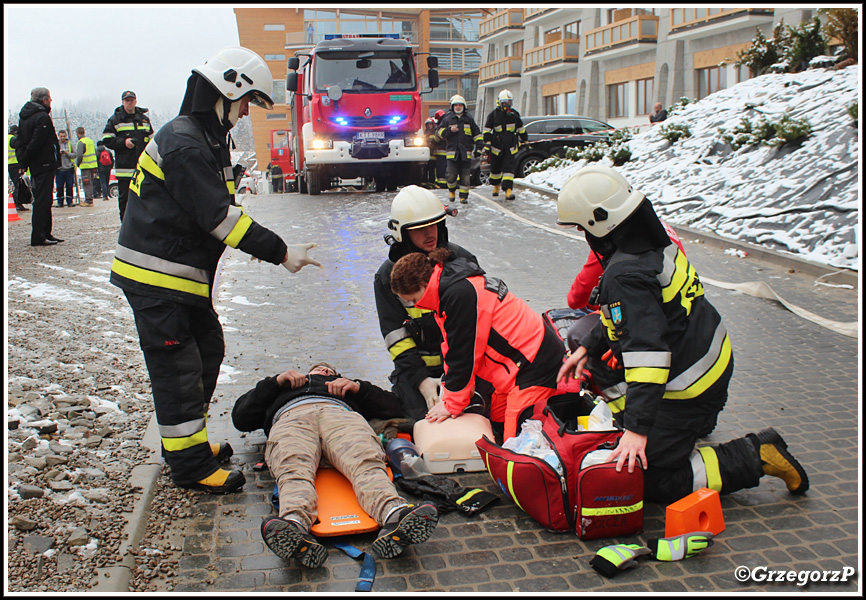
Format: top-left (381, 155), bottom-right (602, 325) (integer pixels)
top-left (231, 361), bottom-right (439, 567)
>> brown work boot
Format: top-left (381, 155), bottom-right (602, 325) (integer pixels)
top-left (749, 428), bottom-right (809, 494)
top-left (261, 517), bottom-right (327, 568)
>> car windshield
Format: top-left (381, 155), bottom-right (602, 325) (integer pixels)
top-left (314, 50), bottom-right (416, 93)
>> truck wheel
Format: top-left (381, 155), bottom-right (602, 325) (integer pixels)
top-left (307, 171), bottom-right (321, 195)
top-left (375, 177), bottom-right (388, 193)
top-left (298, 174), bottom-right (308, 195)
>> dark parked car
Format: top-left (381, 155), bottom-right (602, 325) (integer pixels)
top-left (477, 115), bottom-right (615, 181)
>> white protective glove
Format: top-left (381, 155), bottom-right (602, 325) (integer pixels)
top-left (418, 377), bottom-right (441, 411)
top-left (282, 243), bottom-right (323, 273)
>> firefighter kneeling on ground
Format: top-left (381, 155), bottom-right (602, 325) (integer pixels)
top-left (110, 47), bottom-right (321, 494)
top-left (483, 89), bottom-right (527, 200)
top-left (435, 95), bottom-right (483, 204)
top-left (555, 165), bottom-right (810, 504)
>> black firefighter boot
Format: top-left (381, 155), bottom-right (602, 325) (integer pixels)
top-left (747, 428), bottom-right (809, 494)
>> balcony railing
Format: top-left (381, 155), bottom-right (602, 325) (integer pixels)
top-left (523, 7), bottom-right (557, 22)
top-left (670, 7), bottom-right (774, 31)
top-left (479, 9), bottom-right (524, 40)
top-left (585, 15), bottom-right (659, 54)
top-left (479, 56), bottom-right (523, 84)
top-left (524, 39), bottom-right (580, 71)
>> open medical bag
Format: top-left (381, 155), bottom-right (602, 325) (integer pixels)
top-left (475, 394), bottom-right (643, 539)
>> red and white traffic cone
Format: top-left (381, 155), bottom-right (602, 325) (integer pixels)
top-left (8, 193), bottom-right (21, 222)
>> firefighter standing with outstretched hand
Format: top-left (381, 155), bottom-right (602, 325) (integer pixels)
top-left (483, 89), bottom-right (527, 200)
top-left (109, 47), bottom-right (321, 494)
top-left (435, 95), bottom-right (483, 204)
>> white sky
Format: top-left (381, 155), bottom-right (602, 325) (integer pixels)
top-left (4, 3), bottom-right (242, 118)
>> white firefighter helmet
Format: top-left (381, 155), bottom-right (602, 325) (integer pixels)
top-left (450, 95), bottom-right (467, 111)
top-left (556, 165), bottom-right (645, 238)
top-left (193, 47), bottom-right (275, 109)
top-left (387, 185), bottom-right (447, 243)
top-left (497, 89), bottom-right (514, 108)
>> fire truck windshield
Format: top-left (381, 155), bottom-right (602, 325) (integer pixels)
top-left (314, 50), bottom-right (416, 93)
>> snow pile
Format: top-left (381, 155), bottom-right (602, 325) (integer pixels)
top-left (523, 65), bottom-right (860, 271)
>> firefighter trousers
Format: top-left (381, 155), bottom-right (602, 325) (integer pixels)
top-left (124, 291), bottom-right (225, 485)
top-left (640, 359), bottom-right (763, 504)
top-left (488, 151), bottom-right (517, 191)
top-left (446, 156), bottom-right (471, 201)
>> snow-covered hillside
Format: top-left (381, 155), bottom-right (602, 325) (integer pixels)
top-left (523, 65), bottom-right (860, 271)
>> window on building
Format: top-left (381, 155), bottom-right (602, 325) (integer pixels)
top-left (734, 63), bottom-right (751, 84)
top-left (565, 92), bottom-right (576, 115)
top-left (564, 21), bottom-right (580, 40)
top-left (264, 24), bottom-right (285, 31)
top-left (266, 113), bottom-right (288, 120)
top-left (265, 54), bottom-right (286, 61)
top-left (543, 94), bottom-right (559, 115)
top-left (636, 77), bottom-right (653, 115)
top-left (512, 40), bottom-right (524, 57)
top-left (607, 82), bottom-right (626, 118)
top-left (430, 11), bottom-right (482, 42)
top-left (271, 80), bottom-right (286, 106)
top-left (696, 66), bottom-right (725, 99)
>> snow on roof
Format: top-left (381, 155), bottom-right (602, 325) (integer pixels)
top-left (523, 65), bottom-right (860, 271)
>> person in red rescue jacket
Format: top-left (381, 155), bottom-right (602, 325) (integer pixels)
top-left (568, 220), bottom-right (685, 310)
top-left (390, 248), bottom-right (564, 441)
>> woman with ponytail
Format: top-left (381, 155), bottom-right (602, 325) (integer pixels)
top-left (390, 248), bottom-right (564, 441)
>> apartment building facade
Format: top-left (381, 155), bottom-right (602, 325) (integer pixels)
top-left (477, 7), bottom-right (820, 128)
top-left (233, 7), bottom-right (489, 164)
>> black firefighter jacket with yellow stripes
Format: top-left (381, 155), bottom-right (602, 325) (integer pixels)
top-left (435, 110), bottom-right (484, 161)
top-left (110, 115), bottom-right (288, 307)
top-left (483, 106), bottom-right (528, 156)
top-left (579, 244), bottom-right (733, 437)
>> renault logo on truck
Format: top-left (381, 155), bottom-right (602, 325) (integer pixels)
top-left (364, 108), bottom-right (372, 118)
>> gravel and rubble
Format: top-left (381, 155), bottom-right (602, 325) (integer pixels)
top-left (5, 201), bottom-right (182, 592)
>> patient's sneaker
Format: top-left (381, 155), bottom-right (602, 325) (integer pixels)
top-left (261, 517), bottom-right (327, 568)
top-left (372, 502), bottom-right (439, 559)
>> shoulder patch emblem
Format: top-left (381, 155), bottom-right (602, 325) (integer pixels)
top-left (609, 301), bottom-right (624, 326)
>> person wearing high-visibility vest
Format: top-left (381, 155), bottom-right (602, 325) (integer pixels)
top-left (56, 130), bottom-right (77, 207)
top-left (76, 126), bottom-right (98, 206)
top-left (102, 90), bottom-right (154, 221)
top-left (8, 124), bottom-right (29, 212)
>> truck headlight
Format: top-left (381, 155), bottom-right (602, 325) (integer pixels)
top-left (405, 137), bottom-right (425, 147)
top-left (311, 139), bottom-right (333, 150)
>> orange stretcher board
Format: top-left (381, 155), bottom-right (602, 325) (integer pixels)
top-left (310, 466), bottom-right (394, 537)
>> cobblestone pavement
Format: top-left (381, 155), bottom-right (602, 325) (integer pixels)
top-left (147, 185), bottom-right (859, 594)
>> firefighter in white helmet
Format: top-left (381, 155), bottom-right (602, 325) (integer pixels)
top-left (374, 185), bottom-right (490, 420)
top-left (110, 47), bottom-right (322, 494)
top-left (433, 95), bottom-right (484, 203)
top-left (483, 89), bottom-right (527, 200)
top-left (556, 165), bottom-right (809, 504)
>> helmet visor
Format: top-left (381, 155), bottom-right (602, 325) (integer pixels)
top-left (405, 213), bottom-right (446, 231)
top-left (247, 90), bottom-right (274, 110)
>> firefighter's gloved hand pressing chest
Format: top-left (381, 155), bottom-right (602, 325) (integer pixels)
top-left (282, 242), bottom-right (323, 273)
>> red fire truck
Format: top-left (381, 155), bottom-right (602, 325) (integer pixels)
top-left (269, 129), bottom-right (297, 192)
top-left (286, 34), bottom-right (439, 195)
